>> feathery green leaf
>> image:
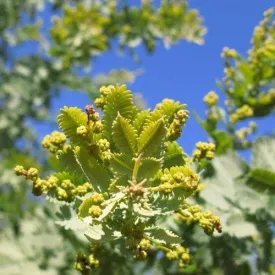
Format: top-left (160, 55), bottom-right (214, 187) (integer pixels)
top-left (138, 119), bottom-right (167, 157)
top-left (138, 157), bottom-right (163, 181)
top-left (112, 114), bottom-right (137, 155)
top-left (58, 107), bottom-right (87, 144)
top-left (103, 85), bottom-right (137, 141)
top-left (163, 141), bottom-right (186, 168)
top-left (74, 147), bottom-right (110, 191)
top-left (109, 153), bottom-right (133, 176)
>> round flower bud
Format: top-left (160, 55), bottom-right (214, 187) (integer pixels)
top-left (89, 205), bottom-right (102, 217)
top-left (138, 239), bottom-right (150, 251)
top-left (166, 250), bottom-right (178, 260)
top-left (203, 91), bottom-right (219, 106)
top-left (94, 98), bottom-right (105, 109)
top-left (93, 121), bottom-right (103, 133)
top-left (14, 165), bottom-right (25, 176)
top-left (76, 126), bottom-right (88, 137)
top-left (90, 192), bottom-right (105, 205)
top-left (88, 255), bottom-right (100, 268)
top-left (97, 139), bottom-right (110, 151)
top-left (27, 168), bottom-right (39, 181)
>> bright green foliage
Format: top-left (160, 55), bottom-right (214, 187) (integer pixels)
top-left (221, 8), bottom-right (275, 117)
top-left (197, 9), bottom-right (275, 153)
top-left (112, 114), bottom-right (138, 155)
top-left (185, 9), bottom-right (275, 274)
top-left (50, 0), bottom-right (206, 67)
top-left (1, 1), bottom-right (206, 274)
top-left (192, 137), bottom-right (275, 273)
top-left (245, 137), bottom-right (275, 193)
top-left (15, 84), bottom-right (221, 273)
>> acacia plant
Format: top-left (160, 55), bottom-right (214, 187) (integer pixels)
top-left (15, 84), bottom-right (221, 273)
top-left (1, 1), bottom-right (207, 273)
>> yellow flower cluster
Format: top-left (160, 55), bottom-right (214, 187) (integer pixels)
top-left (230, 104), bottom-right (254, 123)
top-left (150, 167), bottom-right (199, 195)
top-left (74, 252), bottom-right (99, 272)
top-left (135, 239), bottom-right (151, 260)
top-left (203, 91), bottom-right (219, 107)
top-left (14, 165), bottom-right (93, 202)
top-left (192, 142), bottom-right (215, 160)
top-left (50, 2), bottom-right (205, 66)
top-left (177, 203), bottom-right (222, 235)
top-left (221, 47), bottom-right (238, 59)
top-left (94, 85), bottom-right (115, 109)
top-left (165, 246), bottom-right (191, 268)
top-left (97, 139), bottom-right (112, 161)
top-left (218, 9), bottom-right (275, 120)
top-left (78, 192), bottom-right (105, 218)
top-left (50, 3), bottom-right (110, 67)
top-left (168, 109), bottom-right (189, 140)
top-left (76, 125), bottom-right (88, 137)
top-left (42, 131), bottom-right (66, 153)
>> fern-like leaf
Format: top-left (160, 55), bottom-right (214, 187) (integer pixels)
top-left (109, 153), bottom-right (133, 176)
top-left (138, 157), bottom-right (163, 181)
top-left (103, 85), bottom-right (137, 141)
top-left (138, 119), bottom-right (167, 157)
top-left (133, 109), bottom-right (150, 134)
top-left (74, 147), bottom-right (110, 191)
top-left (58, 107), bottom-right (87, 144)
top-left (163, 141), bottom-right (186, 168)
top-left (112, 114), bottom-right (137, 155)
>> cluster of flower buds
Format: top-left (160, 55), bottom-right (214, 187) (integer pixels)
top-left (165, 246), bottom-right (191, 268)
top-left (250, 8), bottom-right (274, 55)
top-left (78, 192), bottom-right (105, 218)
top-left (14, 165), bottom-right (93, 202)
top-left (94, 85), bottom-right (115, 109)
top-left (135, 239), bottom-right (151, 260)
top-left (177, 203), bottom-right (222, 235)
top-left (151, 167), bottom-right (199, 195)
top-left (251, 9), bottom-right (274, 49)
top-left (85, 104), bottom-right (103, 134)
top-left (221, 47), bottom-right (239, 59)
top-left (76, 105), bottom-right (104, 139)
top-left (85, 105), bottom-right (99, 122)
top-left (74, 252), bottom-right (99, 272)
top-left (192, 142), bottom-right (215, 161)
top-left (203, 91), bottom-right (219, 107)
top-left (42, 131), bottom-right (66, 153)
top-left (230, 104), bottom-right (254, 124)
top-left (168, 109), bottom-right (189, 140)
top-left (96, 139), bottom-right (112, 161)
top-left (14, 166), bottom-right (43, 195)
top-left (50, 2), bottom-right (205, 67)
top-left (76, 125), bottom-right (88, 137)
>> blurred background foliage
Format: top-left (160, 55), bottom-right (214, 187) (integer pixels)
top-left (0, 1), bottom-right (275, 275)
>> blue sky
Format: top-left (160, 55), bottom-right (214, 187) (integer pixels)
top-left (32, 0), bottom-right (275, 156)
